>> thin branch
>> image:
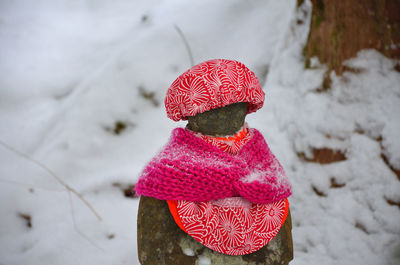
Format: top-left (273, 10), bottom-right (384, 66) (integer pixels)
top-left (68, 191), bottom-right (104, 251)
top-left (0, 140), bottom-right (102, 221)
top-left (0, 178), bottom-right (64, 192)
top-left (174, 24), bottom-right (194, 67)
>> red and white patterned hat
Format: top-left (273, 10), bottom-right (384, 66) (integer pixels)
top-left (165, 59), bottom-right (265, 121)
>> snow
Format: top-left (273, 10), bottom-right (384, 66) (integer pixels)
top-left (182, 247), bottom-right (195, 257)
top-left (198, 255), bottom-right (211, 265)
top-left (1, 0), bottom-right (399, 264)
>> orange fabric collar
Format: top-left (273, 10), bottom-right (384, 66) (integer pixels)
top-left (208, 126), bottom-right (248, 142)
top-left (189, 124), bottom-right (250, 154)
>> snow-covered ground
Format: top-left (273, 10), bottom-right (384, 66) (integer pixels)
top-left (1, 0), bottom-right (399, 264)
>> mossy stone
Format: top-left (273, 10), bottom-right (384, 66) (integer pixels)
top-left (187, 102), bottom-right (248, 136)
top-left (137, 103), bottom-right (293, 264)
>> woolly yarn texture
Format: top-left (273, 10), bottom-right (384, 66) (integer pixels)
top-left (135, 127), bottom-right (292, 204)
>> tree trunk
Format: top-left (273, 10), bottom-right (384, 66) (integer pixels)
top-left (301, 0), bottom-right (400, 168)
top-left (304, 0), bottom-right (400, 75)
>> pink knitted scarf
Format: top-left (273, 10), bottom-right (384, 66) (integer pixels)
top-left (135, 127), bottom-right (291, 203)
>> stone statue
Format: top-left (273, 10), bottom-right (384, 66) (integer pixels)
top-left (136, 59), bottom-right (293, 265)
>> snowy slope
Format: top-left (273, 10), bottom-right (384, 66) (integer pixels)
top-left (1, 0), bottom-right (399, 264)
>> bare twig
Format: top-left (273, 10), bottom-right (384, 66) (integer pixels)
top-left (68, 191), bottom-right (104, 251)
top-left (0, 140), bottom-right (102, 221)
top-left (174, 24), bottom-right (195, 67)
top-left (0, 178), bottom-right (64, 192)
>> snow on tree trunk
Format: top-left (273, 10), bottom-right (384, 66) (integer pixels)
top-left (301, 0), bottom-right (400, 174)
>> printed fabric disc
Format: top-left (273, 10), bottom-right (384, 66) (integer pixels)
top-left (176, 197), bottom-right (289, 255)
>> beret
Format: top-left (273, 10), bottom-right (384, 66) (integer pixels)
top-left (165, 59), bottom-right (265, 121)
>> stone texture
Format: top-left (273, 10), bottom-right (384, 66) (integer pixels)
top-left (138, 196), bottom-right (293, 265)
top-left (137, 103), bottom-right (293, 264)
top-left (187, 102), bottom-right (248, 136)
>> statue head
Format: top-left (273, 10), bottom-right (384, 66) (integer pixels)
top-left (165, 59), bottom-right (265, 135)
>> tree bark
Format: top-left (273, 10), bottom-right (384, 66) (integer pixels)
top-left (304, 0), bottom-right (400, 75)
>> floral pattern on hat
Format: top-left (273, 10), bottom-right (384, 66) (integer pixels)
top-left (165, 59), bottom-right (265, 121)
